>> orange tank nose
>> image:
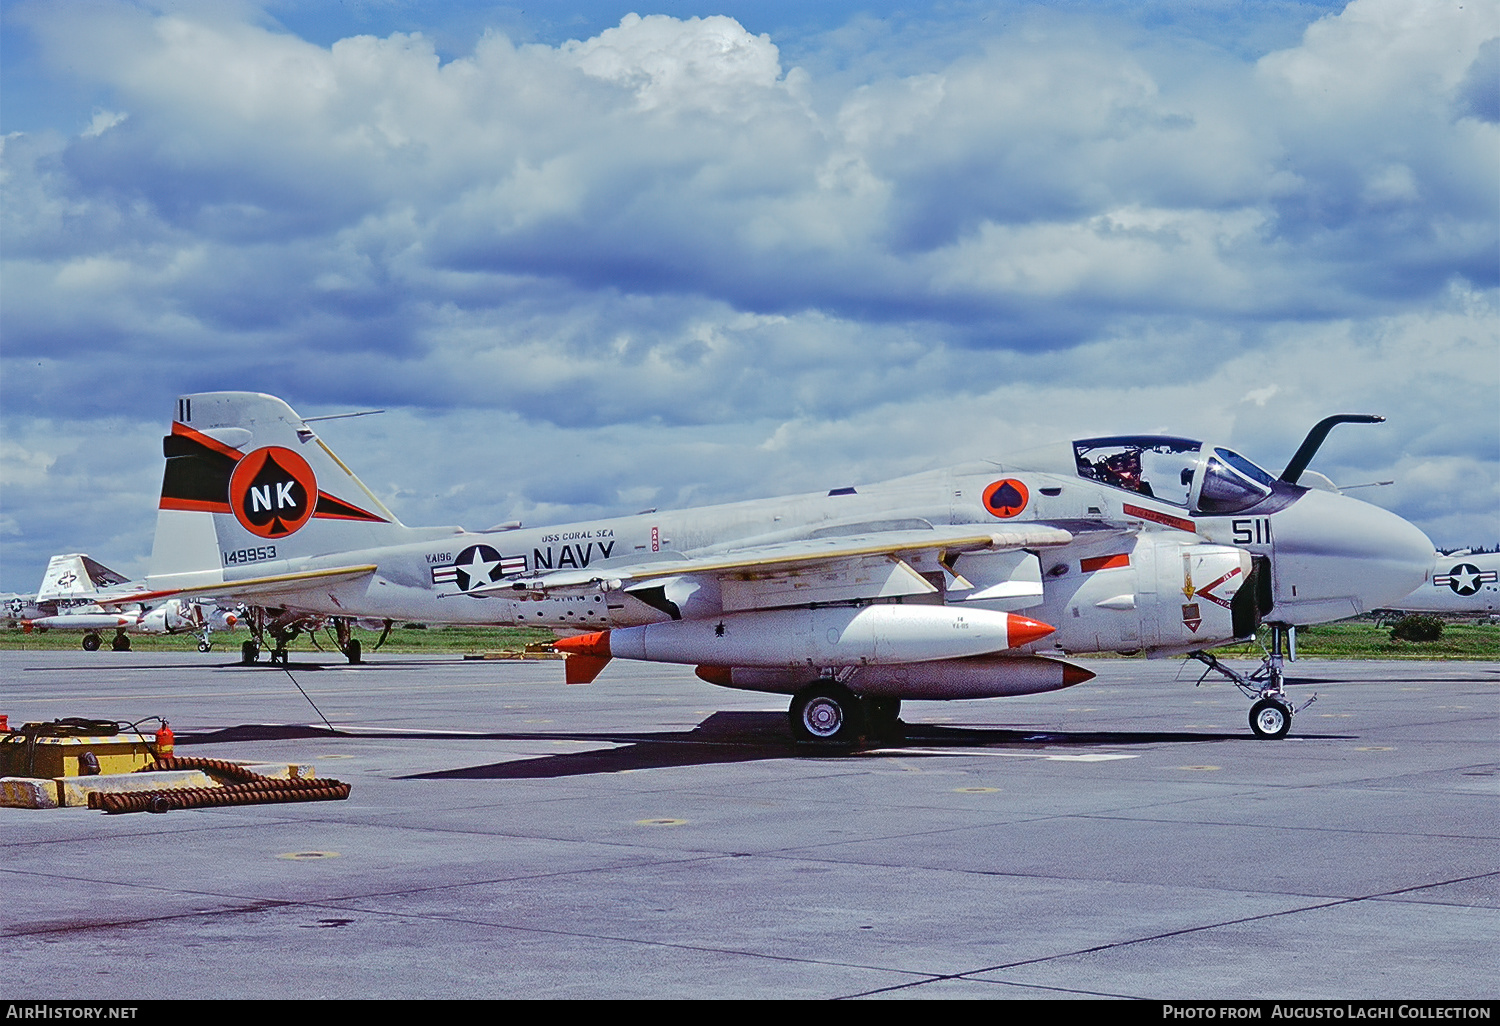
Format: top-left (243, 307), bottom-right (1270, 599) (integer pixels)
top-left (552, 631), bottom-right (612, 658)
top-left (1006, 614), bottom-right (1056, 649)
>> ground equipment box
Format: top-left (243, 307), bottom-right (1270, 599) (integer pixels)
top-left (0, 729), bottom-right (158, 779)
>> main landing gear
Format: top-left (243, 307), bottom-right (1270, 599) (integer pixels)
top-left (1190, 623), bottom-right (1314, 740)
top-left (238, 611), bottom-right (386, 666)
top-left (239, 633), bottom-right (295, 666)
top-left (240, 606), bottom-right (302, 665)
top-left (788, 682), bottom-right (903, 747)
top-left (80, 631), bottom-right (132, 652)
top-left (331, 618), bottom-right (362, 665)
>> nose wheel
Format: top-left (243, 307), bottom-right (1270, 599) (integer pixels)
top-left (1190, 623), bottom-right (1312, 740)
top-left (1249, 697), bottom-right (1292, 739)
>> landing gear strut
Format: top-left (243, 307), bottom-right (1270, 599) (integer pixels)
top-left (333, 618), bottom-right (361, 664)
top-left (1190, 623), bottom-right (1313, 739)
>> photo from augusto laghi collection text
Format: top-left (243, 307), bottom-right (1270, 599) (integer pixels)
top-left (1162, 1006), bottom-right (1494, 1020)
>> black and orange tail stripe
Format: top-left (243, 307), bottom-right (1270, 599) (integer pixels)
top-left (160, 425), bottom-right (238, 510)
top-left (160, 423), bottom-right (387, 524)
top-left (314, 494), bottom-right (388, 523)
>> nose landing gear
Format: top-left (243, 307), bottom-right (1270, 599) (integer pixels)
top-left (1248, 697), bottom-right (1293, 739)
top-left (1190, 623), bottom-right (1315, 739)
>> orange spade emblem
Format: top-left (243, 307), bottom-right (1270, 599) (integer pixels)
top-left (982, 478), bottom-right (1029, 518)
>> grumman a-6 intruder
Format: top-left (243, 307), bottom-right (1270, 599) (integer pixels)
top-left (13, 552), bottom-right (242, 652)
top-left (137, 393), bottom-right (1433, 743)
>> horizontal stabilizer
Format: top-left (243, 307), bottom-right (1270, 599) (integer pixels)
top-left (105, 565), bottom-right (378, 606)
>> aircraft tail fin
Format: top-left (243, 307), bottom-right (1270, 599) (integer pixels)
top-left (80, 556), bottom-right (131, 590)
top-left (37, 554), bottom-right (99, 600)
top-left (148, 392), bottom-right (453, 592)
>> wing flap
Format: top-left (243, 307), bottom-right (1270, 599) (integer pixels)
top-left (718, 554), bottom-right (937, 612)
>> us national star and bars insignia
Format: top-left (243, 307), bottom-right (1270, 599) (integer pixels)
top-left (431, 544), bottom-right (526, 594)
top-left (1434, 562), bottom-right (1498, 597)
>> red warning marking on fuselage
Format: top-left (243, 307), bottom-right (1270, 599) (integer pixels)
top-left (1195, 566), bottom-right (1243, 610)
top-left (1080, 553), bottom-right (1131, 573)
top-left (983, 479), bottom-right (1030, 519)
top-left (1123, 503), bottom-right (1197, 533)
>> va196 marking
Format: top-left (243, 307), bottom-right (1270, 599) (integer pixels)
top-left (223, 545), bottom-right (276, 566)
top-left (533, 541), bottom-right (616, 570)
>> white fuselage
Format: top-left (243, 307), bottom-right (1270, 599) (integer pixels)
top-left (205, 459), bottom-right (1432, 657)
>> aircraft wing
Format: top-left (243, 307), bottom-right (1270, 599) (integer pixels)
top-left (485, 525), bottom-right (1073, 611)
top-left (95, 565), bottom-right (379, 607)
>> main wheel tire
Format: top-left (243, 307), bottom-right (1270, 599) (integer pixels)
top-left (112, 634), bottom-right (131, 652)
top-left (1249, 698), bottom-right (1292, 739)
top-left (345, 638), bottom-right (362, 664)
top-left (241, 640), bottom-right (259, 665)
top-left (198, 641), bottom-right (212, 653)
top-left (82, 633), bottom-right (101, 652)
top-left (789, 683), bottom-right (865, 746)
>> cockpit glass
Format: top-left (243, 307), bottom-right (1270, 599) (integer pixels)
top-left (1073, 437), bottom-right (1201, 507)
top-left (1196, 447), bottom-right (1275, 514)
top-left (1215, 448), bottom-right (1277, 487)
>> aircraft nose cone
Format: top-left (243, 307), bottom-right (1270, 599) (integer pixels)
top-left (1352, 501), bottom-right (1435, 605)
top-left (1272, 490), bottom-right (1433, 619)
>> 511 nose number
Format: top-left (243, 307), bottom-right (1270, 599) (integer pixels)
top-left (1232, 518), bottom-right (1273, 546)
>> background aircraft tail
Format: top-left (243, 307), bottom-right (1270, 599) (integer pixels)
top-left (37, 554), bottom-right (130, 601)
top-left (148, 392), bottom-right (446, 592)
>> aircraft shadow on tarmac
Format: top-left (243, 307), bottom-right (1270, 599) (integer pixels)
top-left (178, 711), bottom-right (1351, 781)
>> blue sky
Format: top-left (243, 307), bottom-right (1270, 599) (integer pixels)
top-left (1, 0), bottom-right (1496, 591)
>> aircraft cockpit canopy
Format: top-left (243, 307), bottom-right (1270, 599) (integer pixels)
top-left (1195, 446), bottom-right (1278, 514)
top-left (1074, 437), bottom-right (1200, 506)
top-left (1073, 436), bottom-right (1280, 515)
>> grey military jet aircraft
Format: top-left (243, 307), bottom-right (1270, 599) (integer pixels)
top-left (1385, 551), bottom-right (1499, 617)
top-left (137, 393), bottom-right (1433, 742)
top-left (14, 552), bottom-right (242, 651)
